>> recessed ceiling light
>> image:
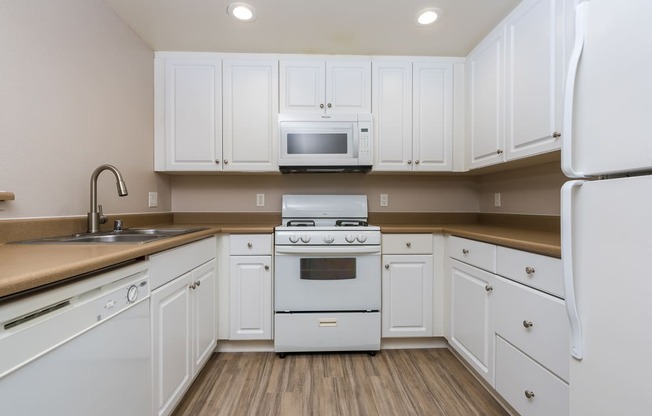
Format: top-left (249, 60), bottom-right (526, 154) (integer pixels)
top-left (415, 8), bottom-right (442, 26)
top-left (227, 2), bottom-right (257, 22)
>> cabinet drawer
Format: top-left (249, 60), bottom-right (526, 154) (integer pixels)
top-left (494, 276), bottom-right (569, 381)
top-left (449, 236), bottom-right (496, 272)
top-left (150, 237), bottom-right (216, 290)
top-left (382, 234), bottom-right (433, 254)
top-left (230, 234), bottom-right (273, 255)
top-left (497, 246), bottom-right (564, 298)
top-left (495, 336), bottom-right (569, 416)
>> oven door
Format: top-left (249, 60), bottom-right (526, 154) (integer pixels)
top-left (274, 246), bottom-right (380, 311)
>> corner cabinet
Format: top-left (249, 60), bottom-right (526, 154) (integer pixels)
top-left (381, 234), bottom-right (434, 337)
top-left (372, 58), bottom-right (456, 172)
top-left (229, 235), bottom-right (273, 340)
top-left (155, 53), bottom-right (279, 172)
top-left (279, 57), bottom-right (371, 114)
top-left (149, 238), bottom-right (217, 416)
top-left (466, 0), bottom-right (569, 169)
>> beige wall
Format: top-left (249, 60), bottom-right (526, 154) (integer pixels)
top-left (478, 162), bottom-right (566, 215)
top-left (0, 0), bottom-right (170, 219)
top-left (171, 174), bottom-right (480, 213)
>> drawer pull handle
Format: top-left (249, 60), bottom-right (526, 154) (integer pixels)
top-left (524, 390), bottom-right (535, 399)
top-left (384, 264), bottom-right (390, 269)
top-left (462, 249), bottom-right (469, 255)
top-left (525, 266), bottom-right (536, 275)
top-left (247, 242), bottom-right (253, 248)
top-left (406, 242), bottom-right (412, 248)
top-left (485, 285), bottom-right (493, 292)
top-left (523, 320), bottom-right (534, 328)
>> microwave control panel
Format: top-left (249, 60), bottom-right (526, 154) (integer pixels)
top-left (358, 121), bottom-right (372, 164)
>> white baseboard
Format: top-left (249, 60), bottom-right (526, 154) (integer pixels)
top-left (215, 337), bottom-right (449, 353)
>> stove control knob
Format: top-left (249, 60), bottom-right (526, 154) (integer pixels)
top-left (289, 235), bottom-right (300, 244)
top-left (345, 234), bottom-right (356, 243)
top-left (300, 235), bottom-right (311, 243)
top-left (356, 234), bottom-right (367, 243)
top-left (323, 235), bottom-right (335, 244)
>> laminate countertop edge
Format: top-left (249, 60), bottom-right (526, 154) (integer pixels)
top-left (0, 222), bottom-right (560, 300)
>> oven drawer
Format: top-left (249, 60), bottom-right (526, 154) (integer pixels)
top-left (382, 234), bottom-right (433, 254)
top-left (274, 312), bottom-right (381, 353)
top-left (230, 234), bottom-right (273, 255)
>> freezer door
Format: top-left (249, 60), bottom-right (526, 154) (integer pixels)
top-left (564, 176), bottom-right (652, 415)
top-left (563, 0), bottom-right (652, 177)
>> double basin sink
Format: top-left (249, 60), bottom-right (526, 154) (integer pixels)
top-left (16, 228), bottom-right (207, 244)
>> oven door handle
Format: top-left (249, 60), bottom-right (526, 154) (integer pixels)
top-left (275, 246), bottom-right (381, 255)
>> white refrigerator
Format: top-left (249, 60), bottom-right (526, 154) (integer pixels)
top-left (561, 1), bottom-right (652, 415)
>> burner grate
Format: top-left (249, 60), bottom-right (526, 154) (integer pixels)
top-left (335, 220), bottom-right (368, 227)
top-left (286, 220), bottom-right (316, 227)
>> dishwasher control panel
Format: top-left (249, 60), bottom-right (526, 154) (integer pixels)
top-left (95, 276), bottom-right (149, 321)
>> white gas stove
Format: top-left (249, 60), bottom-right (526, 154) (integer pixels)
top-left (274, 195), bottom-right (381, 357)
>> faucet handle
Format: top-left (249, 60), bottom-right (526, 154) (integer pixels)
top-left (98, 204), bottom-right (107, 224)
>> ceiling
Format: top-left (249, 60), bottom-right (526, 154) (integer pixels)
top-left (103, 0), bottom-right (522, 56)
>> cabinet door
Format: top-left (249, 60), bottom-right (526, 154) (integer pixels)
top-left (223, 59), bottom-right (279, 171)
top-left (505, 0), bottom-right (564, 160)
top-left (162, 57), bottom-right (222, 171)
top-left (382, 254), bottom-right (434, 337)
top-left (450, 259), bottom-right (495, 385)
top-left (467, 29), bottom-right (506, 169)
top-left (279, 59), bottom-right (325, 113)
top-left (413, 62), bottom-right (454, 171)
top-left (190, 260), bottom-right (217, 374)
top-left (326, 59), bottom-right (371, 113)
top-left (229, 255), bottom-right (273, 340)
top-left (151, 273), bottom-right (192, 416)
top-left (372, 60), bottom-right (413, 171)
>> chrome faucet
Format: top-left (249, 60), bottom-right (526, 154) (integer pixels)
top-left (87, 164), bottom-right (128, 233)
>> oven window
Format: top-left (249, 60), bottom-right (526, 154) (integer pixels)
top-left (300, 258), bottom-right (356, 280)
top-left (287, 133), bottom-right (348, 154)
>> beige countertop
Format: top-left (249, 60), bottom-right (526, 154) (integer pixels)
top-left (0, 219), bottom-right (559, 301)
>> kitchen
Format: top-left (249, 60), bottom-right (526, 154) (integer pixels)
top-left (1, 0), bottom-right (648, 415)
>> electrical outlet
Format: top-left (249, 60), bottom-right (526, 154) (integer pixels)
top-left (256, 193), bottom-right (265, 207)
top-left (148, 192), bottom-right (158, 208)
top-left (380, 194), bottom-right (389, 207)
top-left (494, 192), bottom-right (501, 207)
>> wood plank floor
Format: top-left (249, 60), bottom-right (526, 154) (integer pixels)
top-left (172, 348), bottom-right (509, 416)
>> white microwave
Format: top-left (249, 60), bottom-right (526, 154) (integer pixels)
top-left (278, 113), bottom-right (373, 173)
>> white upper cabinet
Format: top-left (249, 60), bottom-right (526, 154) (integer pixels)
top-left (222, 58), bottom-right (279, 171)
top-left (466, 28), bottom-right (506, 169)
top-left (504, 0), bottom-right (565, 160)
top-left (155, 53), bottom-right (279, 172)
top-left (373, 58), bottom-right (456, 172)
top-left (280, 57), bottom-right (371, 114)
top-left (466, 0), bottom-right (569, 170)
top-left (155, 55), bottom-right (222, 171)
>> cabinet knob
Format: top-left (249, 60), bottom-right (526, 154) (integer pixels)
top-left (247, 242), bottom-right (253, 248)
top-left (462, 249), bottom-right (469, 255)
top-left (407, 160), bottom-right (412, 165)
top-left (552, 131), bottom-right (561, 139)
top-left (496, 149), bottom-right (504, 154)
top-left (523, 320), bottom-right (534, 328)
top-left (223, 159), bottom-right (229, 165)
top-left (327, 103), bottom-right (332, 108)
top-left (215, 160), bottom-right (220, 164)
top-left (189, 283), bottom-right (196, 290)
top-left (384, 264), bottom-right (390, 269)
top-left (524, 390), bottom-right (535, 399)
top-left (415, 160), bottom-right (420, 165)
top-left (485, 285), bottom-right (493, 292)
top-left (406, 242), bottom-right (412, 248)
top-left (264, 265), bottom-right (270, 271)
top-left (320, 103), bottom-right (324, 109)
top-left (525, 266), bottom-right (536, 275)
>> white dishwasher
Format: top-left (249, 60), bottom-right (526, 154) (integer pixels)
top-left (0, 261), bottom-right (151, 416)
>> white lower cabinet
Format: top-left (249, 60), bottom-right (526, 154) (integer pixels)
top-left (229, 235), bottom-right (273, 340)
top-left (449, 259), bottom-right (495, 384)
top-left (150, 238), bottom-right (217, 416)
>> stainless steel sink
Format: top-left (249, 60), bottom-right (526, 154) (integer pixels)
top-left (13, 228), bottom-right (207, 244)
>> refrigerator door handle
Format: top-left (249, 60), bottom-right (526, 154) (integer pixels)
top-left (561, 1), bottom-right (589, 179)
top-left (561, 180), bottom-right (585, 360)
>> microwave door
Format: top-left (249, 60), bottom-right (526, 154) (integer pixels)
top-left (280, 122), bottom-right (355, 164)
